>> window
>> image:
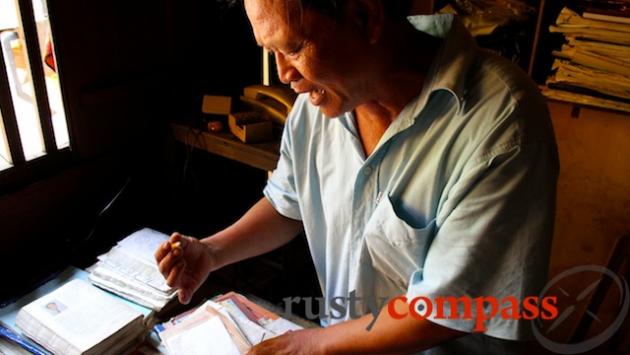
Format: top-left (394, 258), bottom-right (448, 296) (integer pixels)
top-left (0, 0), bottom-right (70, 175)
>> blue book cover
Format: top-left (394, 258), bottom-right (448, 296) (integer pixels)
top-left (0, 321), bottom-right (46, 354)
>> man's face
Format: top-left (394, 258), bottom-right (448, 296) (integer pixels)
top-left (245, 0), bottom-right (371, 118)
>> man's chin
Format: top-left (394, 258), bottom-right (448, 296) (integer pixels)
top-left (317, 103), bottom-right (349, 119)
top-left (319, 108), bottom-right (344, 119)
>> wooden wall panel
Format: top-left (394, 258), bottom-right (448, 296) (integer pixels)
top-left (542, 101), bottom-right (630, 343)
top-left (549, 101), bottom-right (630, 276)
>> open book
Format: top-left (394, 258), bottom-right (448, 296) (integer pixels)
top-left (15, 279), bottom-right (145, 355)
top-left (88, 228), bottom-right (178, 311)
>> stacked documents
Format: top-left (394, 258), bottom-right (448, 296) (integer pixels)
top-left (15, 279), bottom-right (145, 355)
top-left (543, 7), bottom-right (630, 112)
top-left (156, 292), bottom-right (302, 355)
top-left (88, 228), bottom-right (178, 311)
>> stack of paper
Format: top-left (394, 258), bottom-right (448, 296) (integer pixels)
top-left (214, 292), bottom-right (302, 340)
top-left (15, 279), bottom-right (145, 355)
top-left (88, 228), bottom-right (178, 311)
top-left (543, 7), bottom-right (630, 112)
top-left (156, 293), bottom-right (302, 355)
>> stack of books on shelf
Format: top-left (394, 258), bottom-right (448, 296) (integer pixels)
top-left (155, 292), bottom-right (302, 355)
top-left (88, 228), bottom-right (178, 311)
top-left (542, 3), bottom-right (630, 113)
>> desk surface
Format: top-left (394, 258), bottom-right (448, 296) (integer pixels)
top-left (171, 123), bottom-right (280, 172)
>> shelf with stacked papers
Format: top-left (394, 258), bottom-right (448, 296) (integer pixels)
top-left (542, 7), bottom-right (630, 114)
top-left (171, 123), bottom-right (281, 172)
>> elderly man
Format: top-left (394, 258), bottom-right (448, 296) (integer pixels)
top-left (156, 0), bottom-right (558, 353)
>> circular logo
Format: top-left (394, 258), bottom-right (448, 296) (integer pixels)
top-left (532, 265), bottom-right (629, 354)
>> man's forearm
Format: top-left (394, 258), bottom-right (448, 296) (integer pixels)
top-left (317, 300), bottom-right (464, 354)
top-left (202, 197), bottom-right (303, 271)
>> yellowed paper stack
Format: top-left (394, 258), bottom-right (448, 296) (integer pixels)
top-left (543, 7), bottom-right (630, 112)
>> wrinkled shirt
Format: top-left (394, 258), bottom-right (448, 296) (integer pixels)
top-left (263, 14), bottom-right (558, 354)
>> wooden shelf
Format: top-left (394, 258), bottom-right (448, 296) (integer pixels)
top-left (171, 123), bottom-right (280, 171)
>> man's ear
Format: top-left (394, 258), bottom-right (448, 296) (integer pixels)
top-left (345, 0), bottom-right (385, 44)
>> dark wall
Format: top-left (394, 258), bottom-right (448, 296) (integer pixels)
top-left (165, 0), bottom-right (262, 120)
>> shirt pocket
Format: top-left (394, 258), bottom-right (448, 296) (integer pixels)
top-left (364, 195), bottom-right (436, 290)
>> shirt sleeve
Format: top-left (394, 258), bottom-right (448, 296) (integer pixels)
top-left (405, 133), bottom-right (559, 340)
top-left (263, 102), bottom-right (303, 221)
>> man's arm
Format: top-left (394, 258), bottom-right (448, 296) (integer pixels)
top-left (206, 197), bottom-right (303, 270)
top-left (155, 197), bottom-right (303, 304)
top-left (250, 296), bottom-right (465, 354)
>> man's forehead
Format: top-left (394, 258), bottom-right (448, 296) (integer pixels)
top-left (245, 0), bottom-right (303, 47)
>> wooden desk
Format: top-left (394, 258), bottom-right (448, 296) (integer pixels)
top-left (171, 123), bottom-right (280, 171)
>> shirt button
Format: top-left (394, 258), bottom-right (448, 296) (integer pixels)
top-left (363, 166), bottom-right (373, 176)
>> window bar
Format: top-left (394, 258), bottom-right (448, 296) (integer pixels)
top-left (0, 46), bottom-right (26, 165)
top-left (16, 0), bottom-right (57, 153)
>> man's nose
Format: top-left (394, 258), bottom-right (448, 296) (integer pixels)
top-left (275, 53), bottom-right (301, 84)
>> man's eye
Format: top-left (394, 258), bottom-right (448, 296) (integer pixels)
top-left (287, 42), bottom-right (304, 56)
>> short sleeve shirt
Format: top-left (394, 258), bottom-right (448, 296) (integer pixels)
top-left (263, 14), bottom-right (558, 354)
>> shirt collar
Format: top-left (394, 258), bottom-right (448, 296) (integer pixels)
top-left (375, 14), bottom-right (477, 147)
top-left (407, 14), bottom-right (476, 111)
top-left (338, 14), bottom-right (478, 158)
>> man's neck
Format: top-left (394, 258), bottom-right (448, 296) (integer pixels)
top-left (354, 102), bottom-right (394, 156)
top-left (354, 25), bottom-right (442, 156)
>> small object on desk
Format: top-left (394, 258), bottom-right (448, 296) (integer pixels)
top-left (228, 112), bottom-right (273, 143)
top-left (202, 95), bottom-right (232, 115)
top-left (207, 120), bottom-right (224, 133)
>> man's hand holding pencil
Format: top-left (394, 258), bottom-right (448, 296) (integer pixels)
top-left (154, 232), bottom-right (216, 305)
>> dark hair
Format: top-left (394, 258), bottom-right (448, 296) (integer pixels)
top-left (299, 0), bottom-right (413, 19)
top-left (222, 0), bottom-right (413, 19)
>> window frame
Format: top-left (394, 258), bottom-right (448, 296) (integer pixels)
top-left (0, 0), bottom-right (73, 192)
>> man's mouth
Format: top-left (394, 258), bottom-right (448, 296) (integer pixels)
top-left (291, 82), bottom-right (326, 106)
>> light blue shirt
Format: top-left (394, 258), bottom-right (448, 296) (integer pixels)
top-left (263, 14), bottom-right (558, 353)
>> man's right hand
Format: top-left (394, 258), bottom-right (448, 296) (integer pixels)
top-left (154, 232), bottom-right (216, 305)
